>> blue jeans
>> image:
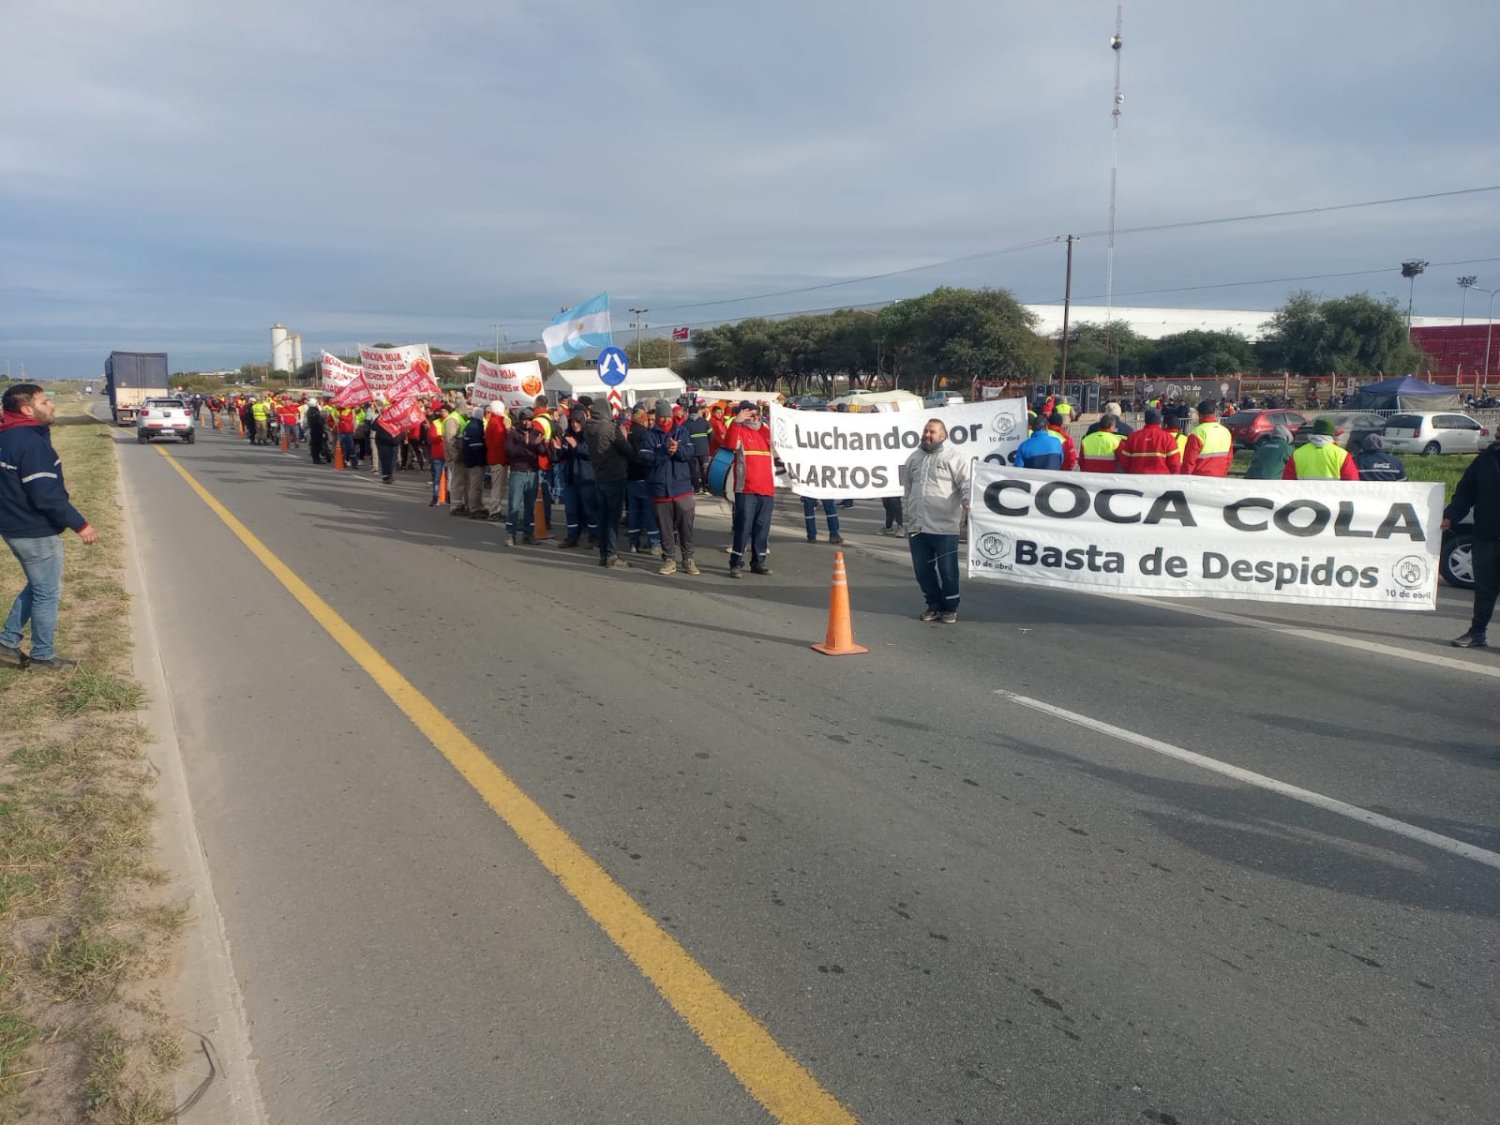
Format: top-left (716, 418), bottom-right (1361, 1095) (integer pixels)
top-left (2, 534), bottom-right (65, 660)
top-left (596, 480), bottom-right (627, 560)
top-left (507, 471), bottom-right (539, 536)
top-left (429, 457), bottom-right (446, 501)
top-left (730, 493), bottom-right (774, 568)
top-left (909, 532), bottom-right (961, 612)
top-left (626, 481), bottom-right (660, 549)
top-left (801, 496), bottom-right (841, 541)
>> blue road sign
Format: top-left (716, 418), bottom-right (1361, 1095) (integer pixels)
top-left (596, 347), bottom-right (630, 387)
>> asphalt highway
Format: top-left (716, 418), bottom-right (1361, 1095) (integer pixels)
top-left (117, 420), bottom-right (1498, 1124)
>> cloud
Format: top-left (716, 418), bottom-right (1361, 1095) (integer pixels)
top-left (2, 0), bottom-right (1498, 374)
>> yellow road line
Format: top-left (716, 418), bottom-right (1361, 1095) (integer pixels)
top-left (153, 446), bottom-right (856, 1125)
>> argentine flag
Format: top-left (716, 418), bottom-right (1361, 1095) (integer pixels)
top-left (542, 292), bottom-right (613, 364)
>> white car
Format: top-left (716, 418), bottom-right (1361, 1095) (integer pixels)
top-left (1382, 411), bottom-right (1491, 456)
top-left (136, 398), bottom-right (195, 443)
top-left (923, 391), bottom-right (965, 407)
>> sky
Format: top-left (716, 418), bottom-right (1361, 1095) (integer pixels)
top-left (3, 0), bottom-right (1498, 378)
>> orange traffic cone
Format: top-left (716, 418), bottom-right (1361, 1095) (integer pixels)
top-left (533, 490), bottom-right (552, 539)
top-left (236, 414), bottom-right (244, 437)
top-left (437, 468), bottom-right (448, 505)
top-left (333, 438), bottom-right (345, 470)
top-left (280, 426), bottom-right (290, 452)
top-left (213, 412), bottom-right (222, 431)
top-left (811, 551), bottom-right (868, 656)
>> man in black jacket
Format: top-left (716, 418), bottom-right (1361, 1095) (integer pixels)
top-left (583, 403), bottom-right (636, 567)
top-left (0, 385), bottom-right (99, 669)
top-left (1443, 440), bottom-right (1500, 648)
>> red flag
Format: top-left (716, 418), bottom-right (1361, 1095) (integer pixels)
top-left (332, 373), bottom-right (372, 408)
top-left (672, 326), bottom-right (690, 341)
top-left (376, 397), bottom-right (425, 438)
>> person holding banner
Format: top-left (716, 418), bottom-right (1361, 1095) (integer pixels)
top-left (1442, 438), bottom-right (1500, 648)
top-left (902, 419), bottom-right (972, 624)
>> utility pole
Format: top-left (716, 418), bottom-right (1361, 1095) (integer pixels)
top-left (490, 323), bottom-right (503, 364)
top-left (1059, 235), bottom-right (1076, 383)
top-left (1458, 276), bottom-right (1477, 325)
top-left (1477, 287), bottom-right (1499, 392)
top-left (629, 307), bottom-right (648, 364)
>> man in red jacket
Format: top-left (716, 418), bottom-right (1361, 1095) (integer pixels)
top-left (1047, 411), bottom-right (1078, 471)
top-left (724, 401), bottom-right (775, 577)
top-left (1114, 408), bottom-right (1182, 474)
top-left (483, 402), bottom-right (510, 522)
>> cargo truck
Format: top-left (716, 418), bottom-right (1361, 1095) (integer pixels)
top-left (105, 351), bottom-right (170, 425)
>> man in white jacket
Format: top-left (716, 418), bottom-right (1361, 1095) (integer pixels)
top-left (902, 419), bottom-right (972, 624)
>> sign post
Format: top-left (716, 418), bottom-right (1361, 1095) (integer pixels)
top-left (597, 346), bottom-right (629, 416)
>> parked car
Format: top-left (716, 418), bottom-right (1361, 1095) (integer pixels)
top-left (785, 396), bottom-right (828, 411)
top-left (1292, 411), bottom-right (1388, 450)
top-left (1382, 412), bottom-right (1492, 456)
top-left (1440, 511), bottom-right (1476, 590)
top-left (923, 392), bottom-right (965, 408)
top-left (136, 397), bottom-right (195, 443)
top-left (1221, 408), bottom-right (1308, 450)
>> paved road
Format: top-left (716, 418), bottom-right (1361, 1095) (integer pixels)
top-left (119, 421), bottom-right (1499, 1124)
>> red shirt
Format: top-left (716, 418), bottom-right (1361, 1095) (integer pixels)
top-left (708, 416), bottom-right (729, 455)
top-left (723, 421), bottom-right (775, 494)
top-left (427, 417), bottom-right (448, 460)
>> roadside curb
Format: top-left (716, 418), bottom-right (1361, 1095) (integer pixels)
top-left (113, 433), bottom-right (270, 1125)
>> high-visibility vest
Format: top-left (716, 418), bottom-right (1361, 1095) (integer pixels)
top-left (1290, 441), bottom-right (1351, 479)
top-left (1171, 432), bottom-right (1187, 456)
top-left (1078, 429), bottom-right (1124, 471)
top-left (1187, 420), bottom-right (1233, 473)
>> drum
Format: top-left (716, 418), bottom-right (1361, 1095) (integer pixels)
top-left (707, 447), bottom-right (735, 498)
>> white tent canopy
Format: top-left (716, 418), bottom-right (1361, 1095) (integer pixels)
top-left (544, 366), bottom-right (685, 408)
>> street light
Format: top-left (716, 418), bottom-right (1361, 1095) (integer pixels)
top-left (490, 323), bottom-right (505, 364)
top-left (1458, 276), bottom-right (1477, 325)
top-left (1474, 286), bottom-right (1499, 391)
top-left (629, 307), bottom-right (648, 364)
top-left (1401, 260), bottom-right (1428, 330)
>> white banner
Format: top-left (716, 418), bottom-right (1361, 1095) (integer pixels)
top-left (770, 398), bottom-right (1027, 498)
top-left (967, 463), bottom-right (1443, 610)
top-left (473, 358), bottom-right (545, 410)
top-left (358, 343), bottom-right (434, 396)
top-left (320, 352), bottom-right (363, 393)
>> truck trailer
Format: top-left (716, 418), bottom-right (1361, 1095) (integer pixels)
top-left (105, 351), bottom-right (169, 425)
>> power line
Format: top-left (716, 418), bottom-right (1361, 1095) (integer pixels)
top-left (653, 183), bottom-right (1500, 315)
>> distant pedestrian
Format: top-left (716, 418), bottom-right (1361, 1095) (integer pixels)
top-left (373, 406), bottom-right (399, 484)
top-left (1352, 434), bottom-right (1407, 482)
top-left (305, 400), bottom-right (327, 464)
top-left (1442, 439), bottom-right (1500, 648)
top-left (640, 398), bottom-right (699, 574)
top-left (902, 418), bottom-right (971, 624)
top-left (459, 404), bottom-right (489, 517)
top-left (483, 402), bottom-right (510, 523)
top-left (0, 384), bottom-right (99, 670)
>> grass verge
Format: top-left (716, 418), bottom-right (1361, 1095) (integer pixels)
top-left (1230, 449), bottom-right (1475, 501)
top-left (0, 405), bottom-right (182, 1123)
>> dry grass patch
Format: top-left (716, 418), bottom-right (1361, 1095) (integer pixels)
top-left (0, 412), bottom-right (183, 1123)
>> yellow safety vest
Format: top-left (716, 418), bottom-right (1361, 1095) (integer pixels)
top-left (1172, 432), bottom-right (1188, 456)
top-left (1187, 421), bottom-right (1233, 470)
top-left (1079, 429), bottom-right (1124, 465)
top-left (1290, 441), bottom-right (1350, 479)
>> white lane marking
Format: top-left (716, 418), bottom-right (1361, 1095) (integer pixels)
top-left (1109, 594), bottom-right (1500, 682)
top-left (994, 689), bottom-right (1500, 872)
